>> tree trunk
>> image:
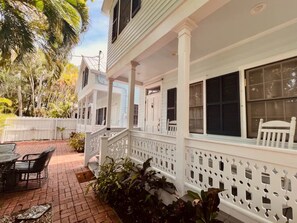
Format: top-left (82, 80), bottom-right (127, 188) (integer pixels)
top-left (17, 85), bottom-right (23, 116)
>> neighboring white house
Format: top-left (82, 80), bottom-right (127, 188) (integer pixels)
top-left (76, 57), bottom-right (139, 132)
top-left (84, 1), bottom-right (297, 222)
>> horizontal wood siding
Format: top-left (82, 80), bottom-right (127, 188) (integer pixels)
top-left (107, 0), bottom-right (180, 69)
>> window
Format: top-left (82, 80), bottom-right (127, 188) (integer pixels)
top-left (112, 2), bottom-right (119, 42)
top-left (119, 0), bottom-right (131, 33)
top-left (206, 72), bottom-right (241, 136)
top-left (96, 107), bottom-right (107, 125)
top-left (189, 82), bottom-right (203, 133)
top-left (146, 86), bottom-right (160, 95)
top-left (167, 88), bottom-right (176, 122)
top-left (87, 107), bottom-right (91, 119)
top-left (82, 67), bottom-right (89, 88)
top-left (246, 57), bottom-right (297, 140)
top-left (112, 0), bottom-right (141, 43)
top-left (133, 104), bottom-right (139, 126)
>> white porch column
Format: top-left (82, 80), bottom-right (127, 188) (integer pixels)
top-left (79, 100), bottom-right (83, 125)
top-left (127, 61), bottom-right (139, 130)
top-left (175, 19), bottom-right (196, 196)
top-left (91, 90), bottom-right (98, 129)
top-left (84, 96), bottom-right (89, 130)
top-left (106, 78), bottom-right (114, 130)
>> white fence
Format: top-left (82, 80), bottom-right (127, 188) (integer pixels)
top-left (1, 117), bottom-right (77, 142)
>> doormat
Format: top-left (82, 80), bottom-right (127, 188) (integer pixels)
top-left (0, 203), bottom-right (52, 223)
top-left (75, 170), bottom-right (94, 183)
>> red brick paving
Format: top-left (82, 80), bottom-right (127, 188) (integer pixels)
top-left (0, 140), bottom-right (121, 223)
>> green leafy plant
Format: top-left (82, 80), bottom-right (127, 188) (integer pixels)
top-left (69, 132), bottom-right (85, 152)
top-left (56, 126), bottom-right (66, 140)
top-left (88, 156), bottom-right (223, 223)
top-left (88, 157), bottom-right (176, 223)
top-left (188, 188), bottom-right (223, 223)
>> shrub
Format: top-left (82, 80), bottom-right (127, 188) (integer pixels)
top-left (69, 132), bottom-right (85, 152)
top-left (88, 157), bottom-right (175, 223)
top-left (88, 157), bottom-right (223, 223)
top-left (188, 188), bottom-right (223, 223)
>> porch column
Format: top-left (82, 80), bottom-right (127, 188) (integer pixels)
top-left (106, 78), bottom-right (114, 130)
top-left (79, 100), bottom-right (83, 125)
top-left (91, 90), bottom-right (98, 129)
top-left (127, 61), bottom-right (139, 130)
top-left (175, 19), bottom-right (196, 195)
top-left (84, 96), bottom-right (89, 130)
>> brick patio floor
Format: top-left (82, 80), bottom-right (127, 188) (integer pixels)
top-left (0, 140), bottom-right (121, 223)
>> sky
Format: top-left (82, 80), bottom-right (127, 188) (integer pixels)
top-left (70, 0), bottom-right (108, 71)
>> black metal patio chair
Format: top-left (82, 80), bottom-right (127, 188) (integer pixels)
top-left (14, 147), bottom-right (55, 189)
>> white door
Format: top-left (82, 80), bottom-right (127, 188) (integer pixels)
top-left (145, 92), bottom-right (161, 133)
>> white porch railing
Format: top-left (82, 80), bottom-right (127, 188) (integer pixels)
top-left (130, 130), bottom-right (176, 179)
top-left (84, 127), bottom-right (125, 166)
top-left (102, 129), bottom-right (130, 162)
top-left (184, 138), bottom-right (297, 223)
top-left (89, 129), bottom-right (297, 223)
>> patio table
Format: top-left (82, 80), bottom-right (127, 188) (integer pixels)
top-left (0, 153), bottom-right (21, 190)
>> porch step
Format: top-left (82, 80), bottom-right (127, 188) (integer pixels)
top-left (88, 161), bottom-right (99, 178)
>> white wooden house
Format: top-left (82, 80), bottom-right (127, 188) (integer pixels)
top-left (76, 57), bottom-right (139, 132)
top-left (84, 1), bottom-right (297, 222)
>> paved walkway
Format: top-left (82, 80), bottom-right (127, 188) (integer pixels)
top-left (0, 140), bottom-right (121, 223)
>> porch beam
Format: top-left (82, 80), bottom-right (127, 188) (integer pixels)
top-left (175, 19), bottom-right (197, 196)
top-left (106, 78), bottom-right (114, 129)
top-left (127, 61), bottom-right (139, 130)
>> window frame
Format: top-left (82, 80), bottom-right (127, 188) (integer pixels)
top-left (189, 82), bottom-right (204, 134)
top-left (82, 67), bottom-right (89, 88)
top-left (111, 0), bottom-right (141, 43)
top-left (167, 88), bottom-right (177, 123)
top-left (96, 107), bottom-right (107, 125)
top-left (245, 56), bottom-right (297, 140)
top-left (133, 104), bottom-right (139, 127)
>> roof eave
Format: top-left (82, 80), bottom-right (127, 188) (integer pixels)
top-left (101, 0), bottom-right (113, 15)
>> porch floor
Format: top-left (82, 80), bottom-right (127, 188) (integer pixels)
top-left (0, 140), bottom-right (120, 223)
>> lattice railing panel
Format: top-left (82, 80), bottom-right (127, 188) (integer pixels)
top-left (85, 127), bottom-right (125, 166)
top-left (130, 134), bottom-right (177, 176)
top-left (185, 145), bottom-right (297, 223)
top-left (107, 130), bottom-right (129, 160)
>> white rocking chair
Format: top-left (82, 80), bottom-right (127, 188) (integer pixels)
top-left (256, 117), bottom-right (296, 149)
top-left (167, 120), bottom-right (177, 135)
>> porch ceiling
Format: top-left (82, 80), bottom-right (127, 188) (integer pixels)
top-left (117, 0), bottom-right (297, 83)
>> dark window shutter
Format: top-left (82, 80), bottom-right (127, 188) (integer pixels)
top-left (167, 88), bottom-right (177, 122)
top-left (132, 0), bottom-right (141, 17)
top-left (206, 72), bottom-right (241, 136)
top-left (85, 68), bottom-right (89, 86)
top-left (207, 78), bottom-right (220, 103)
top-left (112, 2), bottom-right (119, 43)
top-left (119, 0), bottom-right (131, 34)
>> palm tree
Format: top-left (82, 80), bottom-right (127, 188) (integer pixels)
top-left (0, 0), bottom-right (89, 66)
